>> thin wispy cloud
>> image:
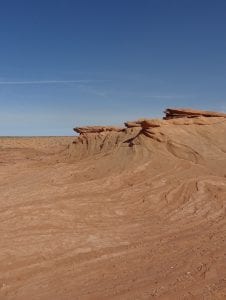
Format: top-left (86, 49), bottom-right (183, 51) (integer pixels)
top-left (144, 95), bottom-right (194, 99)
top-left (0, 80), bottom-right (108, 85)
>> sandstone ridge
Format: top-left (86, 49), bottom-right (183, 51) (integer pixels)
top-left (74, 126), bottom-right (124, 134)
top-left (68, 108), bottom-right (226, 162)
top-left (74, 108), bottom-right (226, 133)
top-left (164, 107), bottom-right (226, 119)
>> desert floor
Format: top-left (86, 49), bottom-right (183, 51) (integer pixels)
top-left (0, 136), bottom-right (226, 300)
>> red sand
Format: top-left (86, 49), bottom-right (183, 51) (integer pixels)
top-left (1, 109), bottom-right (226, 299)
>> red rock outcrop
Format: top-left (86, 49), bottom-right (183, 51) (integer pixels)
top-left (74, 126), bottom-right (124, 134)
top-left (164, 108), bottom-right (226, 119)
top-left (69, 108), bottom-right (226, 160)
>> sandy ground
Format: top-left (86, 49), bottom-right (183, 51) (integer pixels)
top-left (0, 130), bottom-right (226, 299)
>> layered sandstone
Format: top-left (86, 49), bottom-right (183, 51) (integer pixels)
top-left (164, 107), bottom-right (226, 119)
top-left (74, 126), bottom-right (124, 134)
top-left (69, 108), bottom-right (226, 161)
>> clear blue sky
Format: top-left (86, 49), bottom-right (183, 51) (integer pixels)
top-left (0, 0), bottom-right (225, 135)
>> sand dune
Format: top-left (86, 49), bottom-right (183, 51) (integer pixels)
top-left (0, 108), bottom-right (226, 299)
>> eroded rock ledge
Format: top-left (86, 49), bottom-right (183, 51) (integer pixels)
top-left (164, 108), bottom-right (226, 119)
top-left (74, 126), bottom-right (124, 134)
top-left (70, 108), bottom-right (226, 159)
top-left (73, 108), bottom-right (226, 136)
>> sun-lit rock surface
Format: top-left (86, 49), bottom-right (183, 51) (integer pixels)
top-left (164, 107), bottom-right (226, 119)
top-left (70, 108), bottom-right (226, 159)
top-left (74, 125), bottom-right (124, 134)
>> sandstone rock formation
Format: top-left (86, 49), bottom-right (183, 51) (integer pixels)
top-left (74, 126), bottom-right (124, 134)
top-left (164, 107), bottom-right (226, 119)
top-left (69, 107), bottom-right (226, 161)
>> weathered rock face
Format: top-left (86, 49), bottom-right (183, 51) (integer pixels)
top-left (124, 121), bottom-right (142, 128)
top-left (74, 126), bottom-right (124, 134)
top-left (69, 107), bottom-right (226, 161)
top-left (124, 119), bottom-right (163, 128)
top-left (164, 108), bottom-right (226, 119)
